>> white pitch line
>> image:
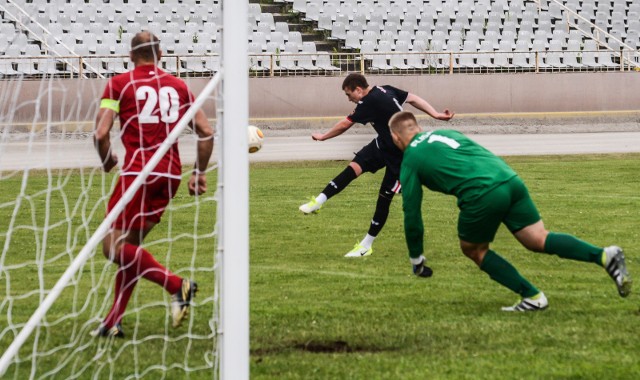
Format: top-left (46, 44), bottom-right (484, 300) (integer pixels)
top-left (253, 264), bottom-right (416, 282)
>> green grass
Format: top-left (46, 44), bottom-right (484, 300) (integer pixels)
top-left (249, 154), bottom-right (640, 380)
top-left (1, 154), bottom-right (639, 379)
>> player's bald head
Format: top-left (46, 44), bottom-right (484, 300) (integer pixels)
top-left (131, 31), bottom-right (161, 63)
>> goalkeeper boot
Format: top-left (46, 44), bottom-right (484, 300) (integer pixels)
top-left (299, 197), bottom-right (322, 214)
top-left (501, 292), bottom-right (548, 312)
top-left (603, 246), bottom-right (632, 297)
top-left (344, 243), bottom-right (373, 257)
top-left (171, 279), bottom-right (198, 328)
top-left (90, 323), bottom-right (124, 338)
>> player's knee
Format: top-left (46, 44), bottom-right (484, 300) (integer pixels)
top-left (462, 250), bottom-right (484, 266)
top-left (521, 232), bottom-right (548, 253)
top-left (460, 242), bottom-right (488, 266)
top-left (101, 238), bottom-right (121, 263)
top-left (514, 221), bottom-right (549, 253)
top-left (101, 241), bottom-right (112, 260)
top-left (525, 238), bottom-right (547, 253)
top-left (348, 162), bottom-right (363, 176)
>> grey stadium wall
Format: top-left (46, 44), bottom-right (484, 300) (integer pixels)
top-left (248, 72), bottom-right (640, 117)
top-left (1, 72), bottom-right (639, 128)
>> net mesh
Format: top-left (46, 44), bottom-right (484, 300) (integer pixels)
top-left (0, 73), bottom-right (220, 379)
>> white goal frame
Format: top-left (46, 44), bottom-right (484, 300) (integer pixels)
top-left (0, 0), bottom-right (249, 378)
top-left (219, 1), bottom-right (249, 379)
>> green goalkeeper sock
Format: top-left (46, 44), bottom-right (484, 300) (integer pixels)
top-left (480, 250), bottom-right (540, 298)
top-left (544, 232), bottom-right (603, 265)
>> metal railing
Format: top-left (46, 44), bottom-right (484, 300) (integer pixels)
top-left (0, 50), bottom-right (638, 80)
top-left (0, 0), bottom-right (105, 78)
top-left (534, 0), bottom-right (639, 68)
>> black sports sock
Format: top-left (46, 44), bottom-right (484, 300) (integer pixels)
top-left (321, 166), bottom-right (358, 199)
top-left (367, 192), bottom-right (393, 237)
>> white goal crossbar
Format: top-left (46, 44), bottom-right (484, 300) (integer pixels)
top-left (0, 72), bottom-right (223, 377)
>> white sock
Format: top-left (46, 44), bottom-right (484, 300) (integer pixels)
top-left (360, 234), bottom-right (376, 249)
top-left (315, 193), bottom-right (328, 205)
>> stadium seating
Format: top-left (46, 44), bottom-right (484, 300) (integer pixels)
top-left (0, 0), bottom-right (638, 77)
top-left (284, 0), bottom-right (638, 72)
top-left (0, 0), bottom-right (324, 75)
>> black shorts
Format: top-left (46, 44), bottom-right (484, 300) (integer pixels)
top-left (352, 139), bottom-right (402, 194)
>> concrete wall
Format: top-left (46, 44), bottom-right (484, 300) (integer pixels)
top-left (248, 72), bottom-right (640, 118)
top-left (1, 72), bottom-right (638, 129)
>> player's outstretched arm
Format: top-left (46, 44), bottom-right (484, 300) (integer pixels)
top-left (399, 163), bottom-right (433, 277)
top-left (94, 108), bottom-right (118, 172)
top-left (311, 118), bottom-right (354, 141)
top-left (188, 109), bottom-right (214, 196)
top-left (405, 93), bottom-right (454, 121)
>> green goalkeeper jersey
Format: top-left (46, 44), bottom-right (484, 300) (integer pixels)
top-left (400, 129), bottom-right (517, 258)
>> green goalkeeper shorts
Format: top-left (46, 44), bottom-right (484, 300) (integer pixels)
top-left (457, 176), bottom-right (541, 243)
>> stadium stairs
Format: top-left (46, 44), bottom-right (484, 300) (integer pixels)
top-left (251, 0), bottom-right (343, 53)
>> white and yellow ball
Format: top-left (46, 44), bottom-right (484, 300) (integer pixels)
top-left (247, 125), bottom-right (264, 153)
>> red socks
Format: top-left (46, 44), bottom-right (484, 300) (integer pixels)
top-left (103, 243), bottom-right (182, 328)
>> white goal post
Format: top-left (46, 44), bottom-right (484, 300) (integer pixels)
top-left (219, 0), bottom-right (250, 379)
top-left (0, 0), bottom-right (249, 378)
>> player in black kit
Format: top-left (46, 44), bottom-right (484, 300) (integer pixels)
top-left (299, 73), bottom-right (454, 257)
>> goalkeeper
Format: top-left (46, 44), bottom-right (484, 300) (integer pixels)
top-left (92, 31), bottom-right (214, 337)
top-left (389, 111), bottom-right (632, 311)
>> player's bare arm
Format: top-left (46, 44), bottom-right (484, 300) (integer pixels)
top-left (405, 93), bottom-right (454, 121)
top-left (94, 107), bottom-right (118, 172)
top-left (188, 108), bottom-right (214, 196)
top-left (311, 118), bottom-right (354, 141)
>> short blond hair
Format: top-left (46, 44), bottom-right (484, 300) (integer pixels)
top-left (389, 111), bottom-right (419, 133)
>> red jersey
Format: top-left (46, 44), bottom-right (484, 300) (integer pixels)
top-left (100, 64), bottom-right (194, 178)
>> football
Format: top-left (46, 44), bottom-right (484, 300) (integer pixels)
top-left (248, 125), bottom-right (264, 153)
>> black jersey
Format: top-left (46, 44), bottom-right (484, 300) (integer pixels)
top-left (346, 85), bottom-right (409, 156)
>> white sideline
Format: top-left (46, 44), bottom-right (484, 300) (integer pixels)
top-left (0, 71), bottom-right (223, 377)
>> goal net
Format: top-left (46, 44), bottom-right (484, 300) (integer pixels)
top-left (0, 68), bottom-right (222, 380)
top-left (0, 1), bottom-right (248, 379)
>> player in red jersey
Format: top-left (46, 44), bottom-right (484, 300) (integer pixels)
top-left (92, 31), bottom-right (214, 337)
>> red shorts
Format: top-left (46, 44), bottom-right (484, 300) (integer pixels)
top-left (107, 175), bottom-right (181, 231)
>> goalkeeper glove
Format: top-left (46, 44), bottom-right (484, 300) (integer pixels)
top-left (411, 255), bottom-right (433, 278)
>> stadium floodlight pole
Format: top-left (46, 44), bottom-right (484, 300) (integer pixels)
top-left (0, 72), bottom-right (223, 377)
top-left (220, 0), bottom-right (249, 379)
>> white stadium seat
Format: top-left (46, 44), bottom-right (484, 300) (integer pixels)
top-left (0, 0), bottom-right (631, 76)
top-left (316, 52), bottom-right (339, 71)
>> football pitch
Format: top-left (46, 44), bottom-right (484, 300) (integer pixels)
top-left (1, 154), bottom-right (639, 379)
top-left (251, 154), bottom-right (639, 379)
